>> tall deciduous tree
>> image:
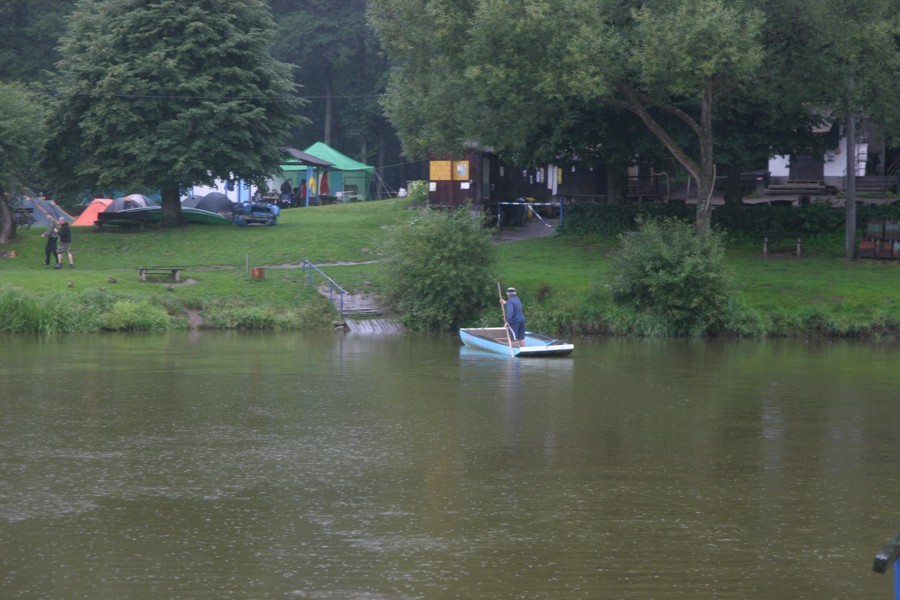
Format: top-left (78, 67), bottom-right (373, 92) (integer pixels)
top-left (0, 83), bottom-right (46, 244)
top-left (372, 0), bottom-right (766, 232)
top-left (43, 0), bottom-right (302, 227)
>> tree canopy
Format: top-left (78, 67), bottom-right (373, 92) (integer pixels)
top-left (372, 0), bottom-right (768, 230)
top-left (0, 1), bottom-right (76, 82)
top-left (371, 0), bottom-right (900, 233)
top-left (42, 0), bottom-right (302, 226)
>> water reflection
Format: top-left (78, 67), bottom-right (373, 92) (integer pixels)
top-left (1, 333), bottom-right (899, 598)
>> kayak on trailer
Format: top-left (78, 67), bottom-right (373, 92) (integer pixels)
top-left (459, 327), bottom-right (574, 357)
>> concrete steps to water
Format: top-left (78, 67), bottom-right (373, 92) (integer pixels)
top-left (341, 318), bottom-right (405, 334)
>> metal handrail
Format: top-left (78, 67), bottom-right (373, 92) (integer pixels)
top-left (301, 260), bottom-right (346, 318)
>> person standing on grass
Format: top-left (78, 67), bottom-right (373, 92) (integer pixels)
top-left (501, 287), bottom-right (526, 347)
top-left (56, 217), bottom-right (74, 268)
top-left (42, 218), bottom-right (59, 267)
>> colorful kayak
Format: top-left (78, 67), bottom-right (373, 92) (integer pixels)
top-left (459, 327), bottom-right (574, 357)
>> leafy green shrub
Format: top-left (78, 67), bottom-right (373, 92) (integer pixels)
top-left (100, 300), bottom-right (171, 331)
top-left (381, 206), bottom-right (496, 331)
top-left (608, 219), bottom-right (741, 335)
top-left (406, 180), bottom-right (429, 205)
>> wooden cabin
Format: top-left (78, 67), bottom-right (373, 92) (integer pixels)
top-left (426, 149), bottom-right (605, 219)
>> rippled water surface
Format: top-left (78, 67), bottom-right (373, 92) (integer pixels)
top-left (2, 332), bottom-right (899, 598)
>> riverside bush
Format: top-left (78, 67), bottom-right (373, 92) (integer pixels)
top-left (381, 206), bottom-right (496, 331)
top-left (100, 299), bottom-right (171, 331)
top-left (608, 219), bottom-right (749, 336)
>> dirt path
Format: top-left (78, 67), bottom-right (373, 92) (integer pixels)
top-left (494, 218), bottom-right (559, 242)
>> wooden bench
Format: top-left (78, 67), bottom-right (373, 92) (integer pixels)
top-left (763, 233), bottom-right (802, 258)
top-left (137, 267), bottom-right (184, 282)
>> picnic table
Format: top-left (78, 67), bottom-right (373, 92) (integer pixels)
top-left (137, 267), bottom-right (184, 282)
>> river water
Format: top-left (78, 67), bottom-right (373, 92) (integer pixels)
top-left (1, 331), bottom-right (899, 599)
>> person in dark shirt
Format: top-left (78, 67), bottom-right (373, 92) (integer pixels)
top-left (280, 179), bottom-right (293, 206)
top-left (56, 217), bottom-right (74, 268)
top-left (501, 287), bottom-right (526, 347)
top-left (42, 219), bottom-right (59, 267)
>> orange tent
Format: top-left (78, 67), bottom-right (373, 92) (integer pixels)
top-left (72, 198), bottom-right (112, 227)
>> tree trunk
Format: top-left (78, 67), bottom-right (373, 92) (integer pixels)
top-left (845, 113), bottom-right (857, 259)
top-left (615, 81), bottom-right (716, 232)
top-left (0, 195), bottom-right (15, 244)
top-left (694, 80), bottom-right (716, 234)
top-left (160, 185), bottom-right (184, 228)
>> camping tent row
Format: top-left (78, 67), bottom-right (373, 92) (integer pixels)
top-left (74, 193), bottom-right (237, 226)
top-left (73, 194), bottom-right (159, 226)
top-left (278, 142), bottom-right (375, 203)
top-left (14, 195), bottom-right (157, 227)
top-left (16, 142), bottom-right (373, 226)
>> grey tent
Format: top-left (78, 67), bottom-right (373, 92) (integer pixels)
top-left (181, 194), bottom-right (203, 208)
top-left (195, 192), bottom-right (237, 216)
top-left (106, 194), bottom-right (158, 212)
top-left (14, 198), bottom-right (74, 226)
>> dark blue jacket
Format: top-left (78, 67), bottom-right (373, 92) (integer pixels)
top-left (505, 295), bottom-right (524, 324)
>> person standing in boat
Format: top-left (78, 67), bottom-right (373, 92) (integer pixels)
top-left (501, 287), bottom-right (526, 347)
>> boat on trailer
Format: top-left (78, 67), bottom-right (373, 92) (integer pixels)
top-left (459, 327), bottom-right (574, 357)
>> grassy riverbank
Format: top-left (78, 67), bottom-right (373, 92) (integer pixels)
top-left (2, 198), bottom-right (900, 336)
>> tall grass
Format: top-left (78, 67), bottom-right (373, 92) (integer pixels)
top-left (0, 285), bottom-right (101, 333)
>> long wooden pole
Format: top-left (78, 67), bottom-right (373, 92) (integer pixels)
top-left (497, 282), bottom-right (515, 357)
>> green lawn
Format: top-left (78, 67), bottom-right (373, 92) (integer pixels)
top-left (3, 198), bottom-right (900, 335)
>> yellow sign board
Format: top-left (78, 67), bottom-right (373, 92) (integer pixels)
top-left (430, 160), bottom-right (452, 181)
top-left (430, 160), bottom-right (470, 181)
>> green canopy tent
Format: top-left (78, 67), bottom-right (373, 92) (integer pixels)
top-left (301, 142), bottom-right (375, 201)
top-left (278, 147), bottom-right (333, 206)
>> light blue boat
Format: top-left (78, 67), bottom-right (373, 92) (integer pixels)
top-left (459, 327), bottom-right (574, 357)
